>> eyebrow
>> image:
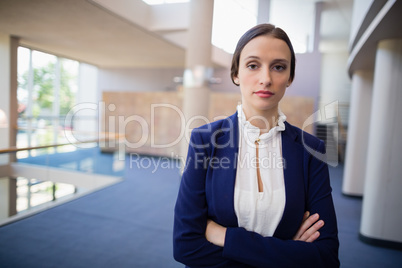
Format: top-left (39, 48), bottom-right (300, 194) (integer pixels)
top-left (244, 56), bottom-right (260, 61)
top-left (271, 58), bottom-right (290, 64)
top-left (244, 56), bottom-right (289, 64)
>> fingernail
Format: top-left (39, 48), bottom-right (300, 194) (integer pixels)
top-left (314, 213), bottom-right (319, 219)
top-left (318, 220), bottom-right (324, 226)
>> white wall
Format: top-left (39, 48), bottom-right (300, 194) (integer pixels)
top-left (72, 63), bottom-right (99, 138)
top-left (320, 51), bottom-right (351, 106)
top-left (78, 63), bottom-right (99, 103)
top-left (98, 67), bottom-right (185, 96)
top-left (349, 0), bottom-right (374, 47)
top-left (288, 52), bottom-right (321, 100)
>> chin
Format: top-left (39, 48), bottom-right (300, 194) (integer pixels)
top-left (255, 101), bottom-right (278, 111)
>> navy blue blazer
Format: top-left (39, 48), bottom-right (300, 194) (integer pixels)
top-left (173, 112), bottom-right (339, 267)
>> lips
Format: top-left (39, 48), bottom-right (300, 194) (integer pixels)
top-left (254, 90), bottom-right (274, 98)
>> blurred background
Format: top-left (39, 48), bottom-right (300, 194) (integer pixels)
top-left (0, 0), bottom-right (401, 267)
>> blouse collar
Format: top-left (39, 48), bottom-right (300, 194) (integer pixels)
top-left (237, 104), bottom-right (286, 143)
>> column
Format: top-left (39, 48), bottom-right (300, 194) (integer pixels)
top-left (0, 33), bottom-right (10, 152)
top-left (360, 38), bottom-right (402, 248)
top-left (0, 34), bottom-right (17, 218)
top-left (9, 36), bottom-right (18, 152)
top-left (181, 0), bottom-right (214, 158)
top-left (312, 1), bottom-right (323, 53)
top-left (257, 0), bottom-right (270, 24)
top-left (76, 64), bottom-right (98, 140)
top-left (0, 33), bottom-right (11, 221)
top-left (342, 70), bottom-right (373, 196)
top-left (9, 36), bottom-right (18, 216)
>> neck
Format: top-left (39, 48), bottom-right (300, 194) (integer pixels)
top-left (242, 105), bottom-right (279, 134)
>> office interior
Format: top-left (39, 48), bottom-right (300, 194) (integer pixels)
top-left (0, 0), bottom-right (401, 267)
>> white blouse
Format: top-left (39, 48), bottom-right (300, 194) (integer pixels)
top-left (234, 104), bottom-right (286, 237)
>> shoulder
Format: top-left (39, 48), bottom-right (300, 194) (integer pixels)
top-left (284, 121), bottom-right (325, 153)
top-left (189, 112), bottom-right (238, 150)
top-left (196, 112), bottom-right (237, 131)
top-left (191, 112), bottom-right (237, 138)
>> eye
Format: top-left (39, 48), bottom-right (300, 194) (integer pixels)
top-left (247, 64), bottom-right (259, 70)
top-left (273, 65), bottom-right (286, 71)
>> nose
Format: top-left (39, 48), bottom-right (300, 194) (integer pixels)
top-left (259, 67), bottom-right (272, 87)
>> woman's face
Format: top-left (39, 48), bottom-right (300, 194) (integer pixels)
top-left (235, 35), bottom-right (292, 117)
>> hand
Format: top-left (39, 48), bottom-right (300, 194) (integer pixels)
top-left (293, 211), bottom-right (324, 242)
top-left (205, 219), bottom-right (227, 247)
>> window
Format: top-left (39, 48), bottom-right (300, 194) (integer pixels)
top-left (212, 0), bottom-right (258, 54)
top-left (212, 0), bottom-right (315, 54)
top-left (269, 0), bottom-right (315, 53)
top-left (17, 47), bottom-right (80, 155)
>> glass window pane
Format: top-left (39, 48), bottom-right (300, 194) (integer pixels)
top-left (31, 51), bottom-right (57, 118)
top-left (212, 0), bottom-right (258, 54)
top-left (59, 58), bottom-right (78, 116)
top-left (269, 0), bottom-right (315, 53)
top-left (17, 47), bottom-right (31, 149)
top-left (17, 48), bottom-right (80, 149)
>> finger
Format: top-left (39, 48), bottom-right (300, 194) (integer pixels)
top-left (302, 211), bottom-right (310, 223)
top-left (299, 220), bottom-right (325, 241)
top-left (294, 213), bottom-right (319, 240)
top-left (306, 231), bottom-right (320, 243)
top-left (293, 212), bottom-right (311, 239)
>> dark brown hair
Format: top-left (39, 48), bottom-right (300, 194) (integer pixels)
top-left (230, 23), bottom-right (296, 85)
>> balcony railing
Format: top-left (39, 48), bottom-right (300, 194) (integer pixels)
top-left (0, 137), bottom-right (125, 226)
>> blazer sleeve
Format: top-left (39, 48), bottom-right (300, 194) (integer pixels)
top-left (221, 139), bottom-right (340, 268)
top-left (173, 130), bottom-right (247, 267)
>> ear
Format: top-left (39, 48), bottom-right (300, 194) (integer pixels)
top-left (234, 77), bottom-right (240, 86)
top-left (286, 78), bottom-right (292, 88)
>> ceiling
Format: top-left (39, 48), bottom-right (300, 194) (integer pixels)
top-left (0, 0), bottom-right (353, 69)
top-left (0, 0), bottom-right (186, 68)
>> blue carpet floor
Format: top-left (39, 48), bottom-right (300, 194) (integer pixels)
top-left (17, 147), bottom-right (126, 177)
top-left (0, 149), bottom-right (401, 267)
top-left (328, 165), bottom-right (402, 267)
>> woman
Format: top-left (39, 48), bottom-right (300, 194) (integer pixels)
top-left (173, 24), bottom-right (339, 267)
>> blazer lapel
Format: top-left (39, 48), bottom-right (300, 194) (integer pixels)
top-left (210, 112), bottom-right (239, 227)
top-left (274, 122), bottom-right (306, 239)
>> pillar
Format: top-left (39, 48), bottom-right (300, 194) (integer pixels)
top-left (181, 0), bottom-right (214, 158)
top-left (76, 64), bottom-right (98, 139)
top-left (8, 36), bottom-right (18, 216)
top-left (0, 33), bottom-right (10, 155)
top-left (360, 38), bottom-right (402, 248)
top-left (342, 70), bottom-right (373, 196)
top-left (0, 34), bottom-right (17, 218)
top-left (312, 1), bottom-right (323, 53)
top-left (0, 32), bottom-right (11, 221)
top-left (9, 36), bottom-right (18, 152)
top-left (257, 0), bottom-right (270, 24)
